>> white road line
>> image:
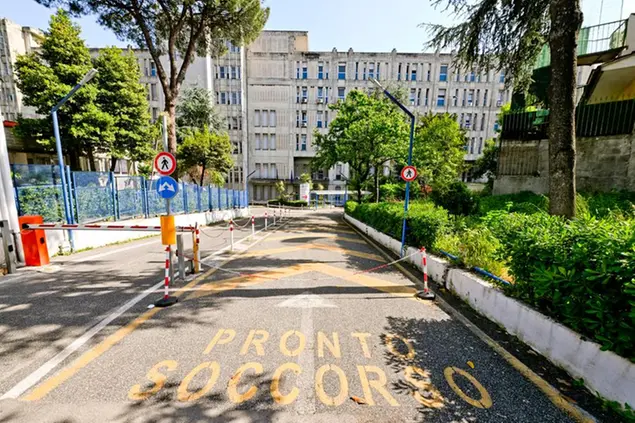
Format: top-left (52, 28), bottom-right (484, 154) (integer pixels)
top-left (0, 215), bottom-right (294, 400)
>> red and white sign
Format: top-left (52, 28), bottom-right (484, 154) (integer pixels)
top-left (154, 152), bottom-right (177, 176)
top-left (400, 165), bottom-right (418, 182)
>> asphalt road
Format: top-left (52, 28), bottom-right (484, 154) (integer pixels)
top-left (0, 209), bottom-right (586, 422)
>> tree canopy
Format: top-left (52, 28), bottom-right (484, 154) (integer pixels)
top-left (93, 46), bottom-right (155, 171)
top-left (312, 89), bottom-right (408, 201)
top-left (424, 0), bottom-right (583, 217)
top-left (37, 0), bottom-right (269, 156)
top-left (14, 10), bottom-right (113, 170)
top-left (176, 87), bottom-right (224, 134)
top-left (178, 126), bottom-right (233, 186)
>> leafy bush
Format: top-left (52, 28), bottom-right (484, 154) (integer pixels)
top-left (431, 181), bottom-right (478, 216)
top-left (478, 191), bottom-right (549, 215)
top-left (268, 199), bottom-right (308, 207)
top-left (379, 183), bottom-right (404, 201)
top-left (583, 191), bottom-right (635, 218)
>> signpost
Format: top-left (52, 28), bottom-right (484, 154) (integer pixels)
top-left (154, 117), bottom-right (178, 307)
top-left (400, 166), bottom-right (417, 182)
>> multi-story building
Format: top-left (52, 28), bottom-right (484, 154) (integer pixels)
top-left (243, 30), bottom-right (509, 201)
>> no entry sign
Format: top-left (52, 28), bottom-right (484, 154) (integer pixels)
top-left (400, 166), bottom-right (417, 182)
top-left (154, 152), bottom-right (177, 176)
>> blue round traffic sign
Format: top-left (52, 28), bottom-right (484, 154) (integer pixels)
top-left (156, 176), bottom-right (179, 199)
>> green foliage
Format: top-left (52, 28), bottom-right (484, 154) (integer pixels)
top-left (40, 0), bottom-right (270, 154)
top-left (583, 191), bottom-right (635, 218)
top-left (268, 199), bottom-right (308, 207)
top-left (409, 113), bottom-right (466, 192)
top-left (299, 173), bottom-right (312, 184)
top-left (431, 181), bottom-right (479, 216)
top-left (177, 87), bottom-right (225, 133)
top-left (15, 187), bottom-right (64, 222)
top-left (471, 139), bottom-right (499, 184)
top-left (313, 89), bottom-right (408, 199)
top-left (274, 180), bottom-right (286, 200)
top-left (14, 10), bottom-right (113, 167)
top-left (380, 183), bottom-right (405, 201)
top-left (177, 126), bottom-right (233, 186)
top-left (479, 191), bottom-right (549, 215)
top-left (93, 46), bottom-right (154, 168)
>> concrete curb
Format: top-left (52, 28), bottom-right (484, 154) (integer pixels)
top-left (344, 213), bottom-right (634, 409)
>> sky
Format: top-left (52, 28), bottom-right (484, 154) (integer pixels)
top-left (0, 0), bottom-right (634, 52)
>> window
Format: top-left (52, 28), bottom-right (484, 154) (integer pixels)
top-left (439, 64), bottom-right (448, 82)
top-left (424, 88), bottom-right (430, 107)
top-left (478, 137), bottom-right (483, 154)
top-left (405, 64), bottom-right (410, 81)
top-left (302, 62), bottom-right (308, 79)
top-left (296, 61), bottom-right (300, 79)
top-left (355, 62), bottom-right (359, 80)
top-left (462, 89), bottom-right (467, 106)
top-left (338, 87), bottom-right (345, 101)
top-left (325, 62), bottom-right (330, 79)
top-left (256, 163), bottom-right (261, 178)
top-left (262, 110), bottom-right (269, 127)
top-left (262, 164), bottom-right (269, 179)
top-left (409, 89), bottom-right (416, 106)
top-left (416, 89), bottom-right (421, 106)
top-left (144, 59), bottom-right (149, 76)
top-left (455, 69), bottom-right (460, 82)
top-left (481, 114), bottom-right (486, 131)
top-left (317, 86), bottom-right (324, 101)
top-left (301, 86), bottom-right (308, 102)
top-left (270, 134), bottom-right (276, 150)
top-left (255, 134), bottom-right (261, 150)
top-left (368, 63), bottom-right (375, 79)
top-left (362, 62), bottom-right (367, 80)
top-left (150, 61), bottom-right (156, 77)
top-left (499, 72), bottom-right (505, 83)
top-left (271, 164), bottom-right (278, 179)
top-left (295, 134), bottom-right (300, 151)
top-left (232, 142), bottom-right (241, 155)
top-left (296, 86), bottom-right (300, 103)
top-left (296, 110), bottom-right (300, 128)
top-left (453, 89), bottom-right (459, 106)
top-left (467, 90), bottom-right (474, 106)
top-left (301, 111), bottom-right (307, 126)
top-left (377, 63), bottom-right (381, 80)
top-left (470, 137), bottom-right (475, 154)
top-left (270, 111), bottom-right (277, 127)
top-left (336, 164), bottom-right (342, 180)
top-left (427, 63), bottom-right (432, 81)
top-left (230, 117), bottom-right (239, 130)
top-left (324, 87), bottom-right (329, 103)
top-left (150, 83), bottom-right (157, 101)
top-left (410, 64), bottom-right (417, 81)
top-left (465, 113), bottom-right (472, 129)
top-left (262, 134), bottom-right (269, 150)
top-left (437, 89), bottom-right (446, 107)
top-left (317, 111), bottom-right (323, 128)
top-left (338, 63), bottom-right (346, 80)
top-left (483, 89), bottom-right (489, 107)
top-left (301, 134), bottom-right (307, 151)
top-left (497, 90), bottom-right (505, 106)
top-left (231, 66), bottom-right (238, 79)
top-left (254, 110), bottom-right (261, 127)
top-left (470, 69), bottom-right (476, 82)
top-left (220, 92), bottom-right (226, 105)
top-left (397, 63), bottom-right (402, 81)
top-left (318, 62), bottom-right (324, 79)
top-left (152, 107), bottom-right (159, 121)
top-left (231, 92), bottom-right (238, 105)
top-left (325, 111), bottom-right (329, 128)
top-left (476, 89), bottom-right (480, 106)
top-left (219, 66), bottom-right (226, 79)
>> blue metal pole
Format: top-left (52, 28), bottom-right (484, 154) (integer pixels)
top-left (401, 116), bottom-right (415, 256)
top-left (52, 110), bottom-right (74, 250)
top-left (66, 165), bottom-right (75, 224)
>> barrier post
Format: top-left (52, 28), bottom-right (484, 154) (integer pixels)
top-left (415, 247), bottom-right (436, 300)
top-left (193, 223), bottom-right (200, 273)
top-left (230, 219), bottom-right (234, 251)
top-left (251, 215), bottom-right (255, 237)
top-left (176, 234), bottom-right (185, 280)
top-left (265, 211), bottom-right (268, 230)
top-left (155, 246), bottom-right (178, 307)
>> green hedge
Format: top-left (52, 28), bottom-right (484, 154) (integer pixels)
top-left (346, 198), bottom-right (635, 361)
top-left (268, 199), bottom-right (309, 207)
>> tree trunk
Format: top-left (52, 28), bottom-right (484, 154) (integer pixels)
top-left (548, 0), bottom-right (582, 218)
top-left (374, 168), bottom-right (379, 203)
top-left (86, 148), bottom-right (96, 172)
top-left (166, 100), bottom-right (178, 156)
top-left (68, 152), bottom-right (79, 171)
top-left (110, 157), bottom-right (118, 173)
top-left (357, 187), bottom-right (362, 202)
top-left (199, 163), bottom-right (206, 187)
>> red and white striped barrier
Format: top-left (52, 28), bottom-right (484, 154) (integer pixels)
top-left (416, 247), bottom-right (435, 300)
top-left (251, 215), bottom-right (255, 237)
top-left (229, 219), bottom-right (234, 251)
top-left (21, 223), bottom-right (196, 232)
top-left (154, 246), bottom-right (177, 307)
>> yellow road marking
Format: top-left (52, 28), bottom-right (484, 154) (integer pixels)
top-left (343, 217), bottom-right (596, 423)
top-left (444, 367), bottom-right (492, 409)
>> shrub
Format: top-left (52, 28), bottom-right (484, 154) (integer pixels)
top-left (431, 181), bottom-right (478, 216)
top-left (268, 199), bottom-right (308, 207)
top-left (583, 191), bottom-right (635, 218)
top-left (478, 191), bottom-right (549, 215)
top-left (379, 183), bottom-right (404, 201)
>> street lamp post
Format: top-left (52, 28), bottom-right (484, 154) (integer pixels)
top-left (370, 78), bottom-right (415, 256)
top-left (51, 68), bottom-right (98, 251)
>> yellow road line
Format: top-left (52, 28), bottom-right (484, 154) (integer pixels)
top-left (343, 217), bottom-right (595, 423)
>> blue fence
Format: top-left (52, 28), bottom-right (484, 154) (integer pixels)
top-left (10, 164), bottom-right (248, 223)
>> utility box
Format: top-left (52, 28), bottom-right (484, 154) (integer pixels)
top-left (19, 215), bottom-right (50, 266)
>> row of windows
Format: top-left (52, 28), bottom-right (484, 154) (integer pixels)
top-left (467, 137), bottom-right (485, 155)
top-left (228, 116), bottom-right (242, 131)
top-left (254, 163), bottom-right (278, 179)
top-left (254, 110), bottom-right (276, 127)
top-left (296, 86), bottom-right (346, 103)
top-left (295, 60), bottom-right (506, 84)
top-left (146, 83), bottom-right (159, 102)
top-left (228, 166), bottom-right (243, 183)
top-left (215, 91), bottom-right (242, 105)
top-left (296, 110), bottom-right (329, 128)
top-left (216, 65), bottom-right (241, 80)
top-left (409, 87), bottom-right (508, 108)
top-left (254, 133), bottom-right (276, 150)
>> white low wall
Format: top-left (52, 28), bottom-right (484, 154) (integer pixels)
top-left (345, 213), bottom-right (635, 409)
top-left (44, 208), bottom-right (250, 255)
